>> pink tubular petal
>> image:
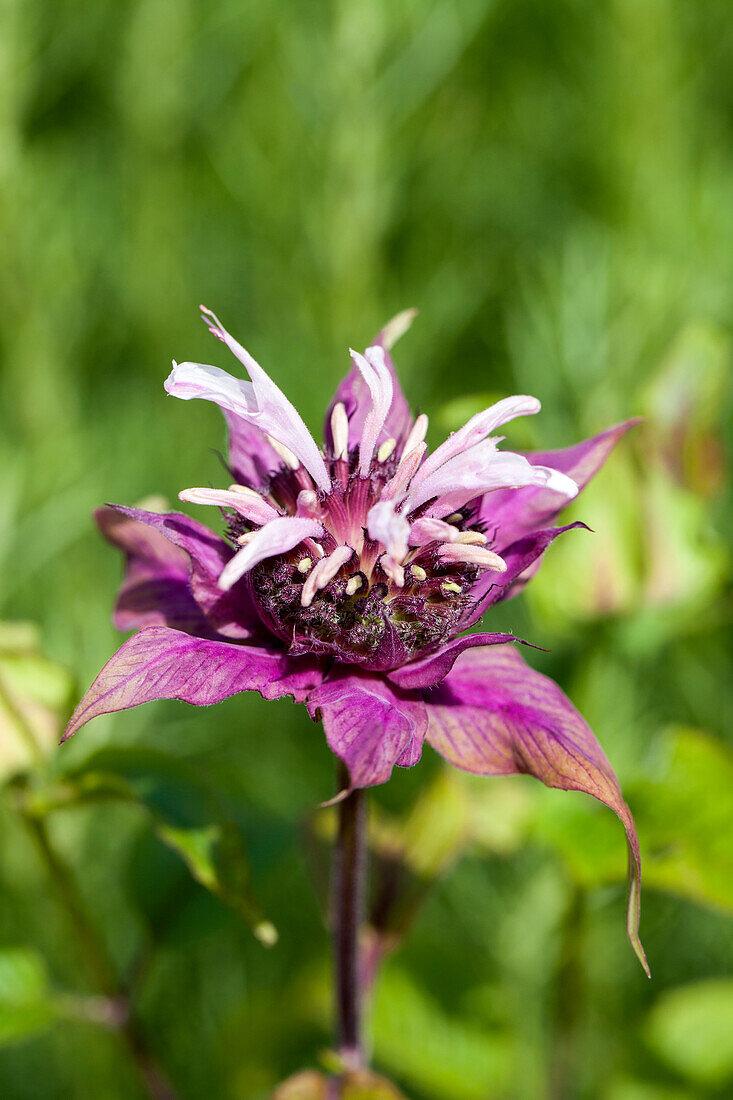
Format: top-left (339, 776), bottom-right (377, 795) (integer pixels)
top-left (300, 545), bottom-right (354, 607)
top-left (165, 308), bottom-right (330, 491)
top-left (218, 517), bottom-right (324, 591)
top-left (178, 486), bottom-right (280, 526)
top-left (423, 645), bottom-right (648, 975)
top-left (477, 420), bottom-right (640, 549)
top-left (349, 346), bottom-right (394, 475)
top-left (306, 670), bottom-right (427, 789)
top-left (367, 500), bottom-right (410, 561)
top-left (62, 627), bottom-right (324, 742)
top-left (409, 395), bottom-right (541, 496)
top-left (381, 442), bottom-right (427, 504)
top-left (324, 312), bottom-right (416, 455)
top-left (408, 517), bottom-right (459, 546)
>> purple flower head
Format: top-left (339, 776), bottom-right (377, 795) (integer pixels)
top-left (65, 307), bottom-right (647, 973)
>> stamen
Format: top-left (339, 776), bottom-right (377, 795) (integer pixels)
top-left (228, 484), bottom-right (264, 498)
top-left (410, 565), bottom-right (427, 581)
top-left (301, 545), bottom-right (354, 607)
top-left (330, 402), bottom-right (349, 460)
top-left (266, 435), bottom-right (300, 470)
top-left (377, 438), bottom-right (397, 462)
top-left (456, 530), bottom-right (487, 545)
top-left (446, 513), bottom-right (463, 524)
top-left (402, 413), bottom-right (429, 456)
top-left (437, 544), bottom-right (507, 571)
top-left (297, 557), bottom-right (312, 573)
top-left (237, 532), bottom-right (257, 545)
top-left (345, 575), bottom-right (363, 596)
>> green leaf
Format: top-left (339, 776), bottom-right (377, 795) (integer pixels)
top-left (645, 979), bottom-right (733, 1087)
top-left (0, 947), bottom-right (56, 1046)
top-left (155, 821), bottom-right (277, 946)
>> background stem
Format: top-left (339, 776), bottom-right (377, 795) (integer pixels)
top-left (332, 764), bottom-right (367, 1071)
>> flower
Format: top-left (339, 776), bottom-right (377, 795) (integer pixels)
top-left (64, 306), bottom-right (647, 973)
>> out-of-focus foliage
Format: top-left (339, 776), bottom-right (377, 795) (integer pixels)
top-left (0, 0), bottom-right (731, 1097)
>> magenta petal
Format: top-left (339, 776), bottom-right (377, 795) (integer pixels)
top-left (223, 409), bottom-right (283, 490)
top-left (325, 325), bottom-right (414, 454)
top-left (62, 627), bottom-right (324, 741)
top-left (461, 522), bottom-right (588, 629)
top-left (479, 420), bottom-right (638, 549)
top-left (95, 507), bottom-right (212, 635)
top-left (424, 645), bottom-right (649, 975)
top-left (110, 506), bottom-right (261, 639)
top-left (387, 632), bottom-right (524, 691)
top-left (306, 671), bottom-right (427, 789)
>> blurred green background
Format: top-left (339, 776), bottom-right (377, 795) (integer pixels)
top-left (0, 0), bottom-right (731, 1097)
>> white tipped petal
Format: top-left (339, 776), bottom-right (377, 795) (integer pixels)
top-left (408, 517), bottom-right (460, 546)
top-left (437, 544), bottom-right (507, 571)
top-left (218, 517), bottom-right (323, 591)
top-left (178, 486), bottom-right (279, 526)
top-left (367, 500), bottom-right (410, 562)
top-left (166, 308), bottom-right (331, 492)
top-left (349, 345), bottom-right (394, 475)
top-left (410, 394), bottom-right (541, 494)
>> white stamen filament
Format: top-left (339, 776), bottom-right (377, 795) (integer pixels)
top-left (330, 402), bottom-right (349, 460)
top-left (301, 545), bottom-right (354, 607)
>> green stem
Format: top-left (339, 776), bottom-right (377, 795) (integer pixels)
top-left (333, 764), bottom-right (367, 1072)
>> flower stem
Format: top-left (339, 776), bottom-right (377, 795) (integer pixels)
top-left (333, 763), bottom-right (367, 1071)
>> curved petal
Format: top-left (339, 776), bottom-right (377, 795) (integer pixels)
top-left (387, 632), bottom-right (527, 691)
top-left (62, 627), bottom-right (324, 741)
top-left (218, 516), bottom-right (324, 591)
top-left (460, 522), bottom-right (589, 629)
top-left (110, 506), bottom-right (262, 638)
top-left (95, 507), bottom-right (214, 636)
top-left (477, 420), bottom-right (639, 548)
top-left (424, 645), bottom-right (648, 975)
top-left (324, 311), bottom-right (416, 455)
top-left (306, 670), bottom-right (427, 789)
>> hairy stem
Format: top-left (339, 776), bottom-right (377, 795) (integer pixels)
top-left (332, 764), bottom-right (367, 1071)
top-left (23, 814), bottom-right (180, 1100)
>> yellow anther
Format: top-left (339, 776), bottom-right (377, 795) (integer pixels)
top-left (456, 530), bottom-right (487, 545)
top-left (345, 575), bottom-right (363, 596)
top-left (297, 557), bottom-right (312, 574)
top-left (377, 438), bottom-right (397, 462)
top-left (410, 565), bottom-right (427, 581)
top-left (441, 581), bottom-right (462, 595)
top-left (446, 513), bottom-right (463, 524)
top-left (236, 531), bottom-right (256, 545)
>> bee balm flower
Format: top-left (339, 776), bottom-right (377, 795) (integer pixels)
top-left (64, 306), bottom-right (647, 973)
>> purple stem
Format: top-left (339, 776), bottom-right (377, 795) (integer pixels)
top-left (333, 764), bottom-right (367, 1071)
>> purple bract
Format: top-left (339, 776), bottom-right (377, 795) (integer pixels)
top-left (64, 306), bottom-right (647, 973)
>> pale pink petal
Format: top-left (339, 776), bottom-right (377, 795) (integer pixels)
top-left (165, 307), bottom-right (331, 491)
top-left (409, 395), bottom-right (541, 496)
top-left (218, 517), bottom-right (323, 591)
top-left (349, 345), bottom-right (394, 475)
top-left (300, 545), bottom-right (354, 607)
top-left (380, 442), bottom-right (427, 503)
top-left (178, 487), bottom-right (280, 526)
top-left (367, 500), bottom-right (410, 561)
top-left (408, 517), bottom-right (459, 546)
